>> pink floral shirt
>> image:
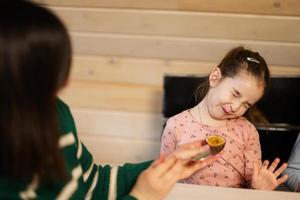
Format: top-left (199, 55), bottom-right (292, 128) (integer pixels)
top-left (160, 110), bottom-right (261, 188)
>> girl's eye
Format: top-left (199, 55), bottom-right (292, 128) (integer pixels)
top-left (232, 93), bottom-right (238, 98)
top-left (243, 103), bottom-right (250, 109)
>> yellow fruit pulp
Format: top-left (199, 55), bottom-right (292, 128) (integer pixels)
top-left (206, 136), bottom-right (225, 147)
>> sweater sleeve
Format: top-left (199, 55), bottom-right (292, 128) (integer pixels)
top-left (116, 161), bottom-right (152, 200)
top-left (160, 118), bottom-right (177, 157)
top-left (56, 98), bottom-right (152, 199)
top-left (121, 195), bottom-right (138, 200)
top-left (243, 120), bottom-right (262, 183)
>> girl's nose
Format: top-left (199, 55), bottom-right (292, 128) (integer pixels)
top-left (230, 101), bottom-right (241, 113)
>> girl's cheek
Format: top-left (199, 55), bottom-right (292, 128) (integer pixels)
top-left (238, 109), bottom-right (247, 117)
top-left (223, 92), bottom-right (233, 102)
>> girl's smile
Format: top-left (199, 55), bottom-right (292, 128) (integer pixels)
top-left (221, 105), bottom-right (232, 115)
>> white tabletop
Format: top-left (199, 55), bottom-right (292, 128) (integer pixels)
top-left (166, 183), bottom-right (300, 200)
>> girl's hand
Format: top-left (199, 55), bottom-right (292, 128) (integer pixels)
top-left (251, 158), bottom-right (289, 190)
top-left (130, 140), bottom-right (222, 200)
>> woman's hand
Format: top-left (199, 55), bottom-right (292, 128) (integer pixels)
top-left (130, 140), bottom-right (222, 200)
top-left (129, 156), bottom-right (186, 200)
top-left (251, 158), bottom-right (289, 190)
top-left (169, 140), bottom-right (223, 180)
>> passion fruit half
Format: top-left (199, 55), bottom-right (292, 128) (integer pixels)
top-left (205, 135), bottom-right (226, 154)
top-left (192, 135), bottom-right (225, 161)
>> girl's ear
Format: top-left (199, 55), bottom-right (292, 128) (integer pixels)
top-left (209, 67), bottom-right (222, 87)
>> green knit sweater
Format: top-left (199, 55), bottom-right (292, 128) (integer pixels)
top-left (0, 99), bottom-right (151, 199)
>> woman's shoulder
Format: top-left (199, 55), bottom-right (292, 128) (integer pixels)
top-left (56, 98), bottom-right (70, 112)
top-left (56, 98), bottom-right (77, 136)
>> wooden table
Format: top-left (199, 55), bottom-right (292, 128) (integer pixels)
top-left (166, 183), bottom-right (300, 200)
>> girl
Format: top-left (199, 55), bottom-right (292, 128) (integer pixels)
top-left (160, 46), bottom-right (288, 190)
top-left (0, 1), bottom-right (221, 199)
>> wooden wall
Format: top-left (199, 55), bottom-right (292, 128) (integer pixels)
top-left (36, 0), bottom-right (300, 165)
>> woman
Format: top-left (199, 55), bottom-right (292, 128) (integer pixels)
top-left (0, 1), bottom-right (221, 199)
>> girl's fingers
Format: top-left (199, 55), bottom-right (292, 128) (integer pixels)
top-left (277, 174), bottom-right (289, 185)
top-left (273, 162), bottom-right (288, 177)
top-left (267, 158), bottom-right (280, 172)
top-left (262, 160), bottom-right (269, 169)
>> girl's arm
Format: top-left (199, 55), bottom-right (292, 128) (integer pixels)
top-left (243, 121), bottom-right (262, 184)
top-left (160, 119), bottom-right (178, 156)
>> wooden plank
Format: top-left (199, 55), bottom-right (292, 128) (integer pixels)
top-left (51, 7), bottom-right (300, 43)
top-left (36, 0), bottom-right (178, 10)
top-left (178, 0), bottom-right (300, 16)
top-left (59, 80), bottom-right (163, 113)
top-left (269, 66), bottom-right (300, 76)
top-left (35, 0), bottom-right (300, 16)
top-left (71, 55), bottom-right (213, 85)
top-left (71, 107), bottom-right (163, 140)
top-left (79, 134), bottom-right (160, 165)
top-left (71, 32), bottom-right (300, 67)
top-left (71, 55), bottom-right (300, 85)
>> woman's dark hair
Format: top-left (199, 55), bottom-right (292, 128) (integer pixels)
top-left (195, 46), bottom-right (270, 124)
top-left (0, 1), bottom-right (71, 182)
